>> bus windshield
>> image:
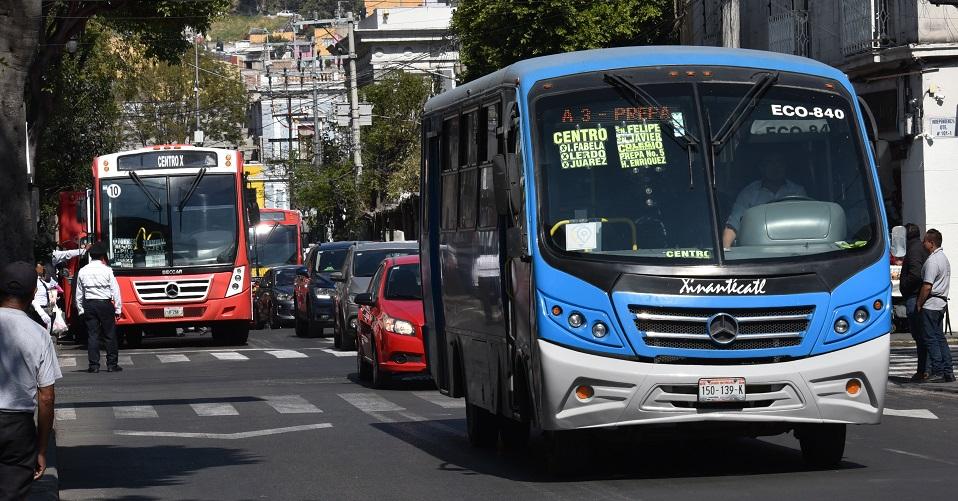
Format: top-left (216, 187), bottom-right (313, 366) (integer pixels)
top-left (101, 173), bottom-right (238, 268)
top-left (252, 224), bottom-right (299, 268)
top-left (532, 67), bottom-right (879, 264)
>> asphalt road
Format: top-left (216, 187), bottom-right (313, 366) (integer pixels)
top-left (52, 329), bottom-right (958, 500)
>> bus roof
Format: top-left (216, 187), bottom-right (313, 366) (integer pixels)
top-left (425, 46), bottom-right (848, 114)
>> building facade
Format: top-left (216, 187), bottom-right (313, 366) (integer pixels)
top-left (679, 0), bottom-right (958, 236)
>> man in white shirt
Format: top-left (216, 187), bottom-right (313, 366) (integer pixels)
top-left (722, 154), bottom-right (808, 249)
top-left (51, 244), bottom-right (89, 267)
top-left (32, 262), bottom-right (54, 332)
top-left (0, 261), bottom-right (62, 499)
top-left (75, 242), bottom-right (123, 373)
top-left (916, 228), bottom-right (954, 383)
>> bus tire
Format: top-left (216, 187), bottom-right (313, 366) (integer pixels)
top-left (465, 398), bottom-right (498, 448)
top-left (546, 430), bottom-right (587, 476)
top-left (499, 416), bottom-right (530, 450)
top-left (124, 329), bottom-right (144, 349)
top-left (797, 423), bottom-right (846, 469)
top-left (213, 322), bottom-right (249, 346)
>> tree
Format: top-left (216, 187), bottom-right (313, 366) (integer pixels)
top-left (291, 137), bottom-right (364, 240)
top-left (0, 1), bottom-right (231, 263)
top-left (120, 44), bottom-right (248, 147)
top-left (451, 0), bottom-right (677, 82)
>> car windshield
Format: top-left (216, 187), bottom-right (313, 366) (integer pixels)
top-left (352, 249), bottom-right (417, 277)
top-left (251, 224), bottom-right (298, 268)
top-left (384, 263), bottom-right (422, 300)
top-left (532, 67), bottom-right (878, 264)
top-left (101, 174), bottom-right (238, 268)
top-left (315, 248), bottom-right (348, 274)
top-left (274, 269), bottom-right (296, 286)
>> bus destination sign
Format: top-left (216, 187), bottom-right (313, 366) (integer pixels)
top-left (117, 151), bottom-right (218, 171)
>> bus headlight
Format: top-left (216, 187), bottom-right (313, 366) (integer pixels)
top-left (853, 307), bottom-right (869, 324)
top-left (568, 312), bottom-right (586, 328)
top-left (592, 322), bottom-right (608, 338)
top-left (225, 266), bottom-right (246, 298)
top-left (834, 317), bottom-right (850, 334)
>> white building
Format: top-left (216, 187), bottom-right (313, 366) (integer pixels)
top-left (679, 0), bottom-right (958, 236)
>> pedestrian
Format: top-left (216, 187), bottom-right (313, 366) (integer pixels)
top-left (31, 261), bottom-right (55, 333)
top-left (916, 228), bottom-right (955, 383)
top-left (899, 223), bottom-right (930, 381)
top-left (75, 242), bottom-right (123, 373)
top-left (51, 244), bottom-right (89, 267)
top-left (0, 261), bottom-right (62, 500)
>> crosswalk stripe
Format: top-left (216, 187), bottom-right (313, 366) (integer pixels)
top-left (210, 352), bottom-right (249, 361)
top-left (113, 405), bottom-right (158, 419)
top-left (266, 350), bottom-right (308, 359)
top-left (58, 357), bottom-right (76, 368)
top-left (412, 391), bottom-right (466, 409)
top-left (322, 349), bottom-right (357, 358)
top-left (884, 408), bottom-right (938, 419)
top-left (157, 354), bottom-right (189, 363)
top-left (339, 393), bottom-right (404, 414)
top-left (118, 355), bottom-right (133, 366)
top-left (263, 395), bottom-right (323, 414)
top-left (55, 408), bottom-right (76, 421)
top-left (190, 403), bottom-right (240, 416)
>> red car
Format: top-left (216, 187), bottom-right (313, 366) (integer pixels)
top-left (354, 254), bottom-right (426, 387)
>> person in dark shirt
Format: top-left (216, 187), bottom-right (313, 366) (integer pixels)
top-left (899, 223), bottom-right (930, 381)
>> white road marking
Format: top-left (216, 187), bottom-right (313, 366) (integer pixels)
top-left (55, 408), bottom-right (77, 421)
top-left (340, 393), bottom-right (404, 413)
top-left (157, 354), bottom-right (189, 363)
top-left (113, 405), bottom-right (158, 419)
top-left (118, 355), bottom-right (133, 366)
top-left (884, 448), bottom-right (958, 466)
top-left (884, 408), bottom-right (938, 419)
top-left (210, 351), bottom-right (249, 361)
top-left (322, 349), bottom-right (357, 358)
top-left (115, 423), bottom-right (333, 440)
top-left (266, 350), bottom-right (308, 359)
top-left (263, 395), bottom-right (323, 414)
top-left (413, 391), bottom-right (465, 409)
top-left (190, 403), bottom-right (240, 416)
top-left (396, 411), bottom-right (428, 422)
top-left (58, 357), bottom-right (76, 368)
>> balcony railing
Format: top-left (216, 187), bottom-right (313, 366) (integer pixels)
top-left (768, 8), bottom-right (808, 57)
top-left (841, 0), bottom-right (891, 56)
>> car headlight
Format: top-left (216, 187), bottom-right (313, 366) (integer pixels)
top-left (275, 292), bottom-right (291, 301)
top-left (382, 314), bottom-right (416, 336)
top-left (313, 288), bottom-right (333, 300)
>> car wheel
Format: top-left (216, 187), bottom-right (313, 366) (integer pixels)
top-left (269, 306), bottom-right (281, 330)
top-left (342, 319), bottom-right (357, 350)
top-left (357, 341), bottom-right (372, 381)
top-left (370, 341), bottom-right (388, 389)
top-left (294, 316), bottom-right (307, 338)
top-left (253, 305), bottom-right (265, 330)
top-left (798, 424), bottom-right (846, 469)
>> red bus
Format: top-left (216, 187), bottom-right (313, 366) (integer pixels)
top-left (59, 145), bottom-right (257, 346)
top-left (250, 208), bottom-right (303, 281)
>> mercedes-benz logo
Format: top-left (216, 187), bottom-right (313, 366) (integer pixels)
top-left (706, 313), bottom-right (739, 345)
top-left (165, 283), bottom-right (180, 299)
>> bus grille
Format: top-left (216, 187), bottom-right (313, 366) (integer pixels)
top-left (630, 305), bottom-right (814, 350)
top-left (133, 278), bottom-right (212, 303)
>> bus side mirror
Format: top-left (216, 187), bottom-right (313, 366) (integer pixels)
top-left (492, 153), bottom-right (522, 217)
top-left (890, 225), bottom-right (906, 258)
top-left (244, 188), bottom-right (260, 226)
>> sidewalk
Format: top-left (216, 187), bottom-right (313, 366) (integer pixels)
top-left (27, 429), bottom-right (59, 500)
top-left (890, 331), bottom-right (958, 347)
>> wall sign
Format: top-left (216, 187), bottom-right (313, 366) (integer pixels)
top-left (930, 117), bottom-right (956, 138)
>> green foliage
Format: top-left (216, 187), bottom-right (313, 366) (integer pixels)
top-left (359, 72), bottom-right (431, 205)
top-left (210, 15), bottom-right (289, 41)
top-left (452, 0), bottom-right (676, 81)
top-left (121, 45), bottom-right (248, 147)
top-left (291, 138), bottom-right (364, 240)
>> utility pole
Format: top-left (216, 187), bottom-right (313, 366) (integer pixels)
top-left (193, 34), bottom-right (203, 145)
top-left (346, 11), bottom-right (363, 177)
top-left (312, 70), bottom-right (322, 170)
top-left (285, 68), bottom-right (294, 209)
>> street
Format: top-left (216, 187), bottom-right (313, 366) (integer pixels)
top-left (50, 329), bottom-right (958, 500)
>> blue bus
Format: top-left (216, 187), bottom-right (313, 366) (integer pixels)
top-left (419, 46), bottom-right (890, 469)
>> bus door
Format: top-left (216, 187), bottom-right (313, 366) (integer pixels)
top-left (56, 190), bottom-right (92, 326)
top-left (422, 123), bottom-right (453, 395)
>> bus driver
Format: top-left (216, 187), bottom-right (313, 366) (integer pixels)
top-left (722, 154), bottom-right (807, 249)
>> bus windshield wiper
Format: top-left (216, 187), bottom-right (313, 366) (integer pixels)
top-left (711, 71), bottom-right (778, 151)
top-left (177, 168), bottom-right (207, 212)
top-left (603, 72), bottom-right (699, 150)
top-left (128, 171), bottom-right (163, 211)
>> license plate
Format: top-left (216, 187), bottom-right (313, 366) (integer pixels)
top-left (163, 306), bottom-right (184, 318)
top-left (698, 377), bottom-right (746, 402)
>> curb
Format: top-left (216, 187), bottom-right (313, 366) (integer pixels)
top-left (28, 428), bottom-right (59, 500)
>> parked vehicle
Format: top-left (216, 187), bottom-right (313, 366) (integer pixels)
top-left (332, 241), bottom-right (418, 349)
top-left (294, 241), bottom-right (359, 338)
top-left (254, 265), bottom-right (302, 329)
top-left (355, 255), bottom-right (426, 387)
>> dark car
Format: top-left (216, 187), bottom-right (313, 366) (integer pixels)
top-left (254, 265), bottom-right (302, 329)
top-left (294, 241), bottom-right (360, 338)
top-left (332, 241), bottom-right (418, 350)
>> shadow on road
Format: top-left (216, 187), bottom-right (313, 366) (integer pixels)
top-left (58, 444), bottom-right (260, 493)
top-left (372, 419), bottom-right (865, 482)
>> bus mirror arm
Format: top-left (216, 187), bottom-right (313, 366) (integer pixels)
top-left (492, 153), bottom-right (522, 217)
top-left (492, 154), bottom-right (512, 216)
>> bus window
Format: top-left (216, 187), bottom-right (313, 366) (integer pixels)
top-left (459, 168), bottom-right (478, 229)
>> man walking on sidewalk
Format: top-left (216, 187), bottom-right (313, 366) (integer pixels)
top-left (76, 242), bottom-right (123, 373)
top-left (900, 223), bottom-right (930, 381)
top-left (916, 229), bottom-right (955, 383)
top-left (0, 262), bottom-right (62, 500)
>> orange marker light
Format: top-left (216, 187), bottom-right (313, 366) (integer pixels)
top-left (846, 379), bottom-right (862, 396)
top-left (543, 83), bottom-right (554, 90)
top-left (575, 385), bottom-right (594, 401)
top-left (551, 305), bottom-right (563, 316)
top-left (703, 71), bottom-right (713, 77)
top-left (825, 83), bottom-right (835, 89)
top-left (685, 71), bottom-right (696, 77)
top-left (669, 71), bottom-right (680, 78)
top-left (873, 300), bottom-right (883, 310)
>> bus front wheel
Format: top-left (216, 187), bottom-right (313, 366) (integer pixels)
top-left (212, 322), bottom-right (250, 346)
top-left (797, 423), bottom-right (846, 469)
top-left (465, 400), bottom-right (498, 448)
